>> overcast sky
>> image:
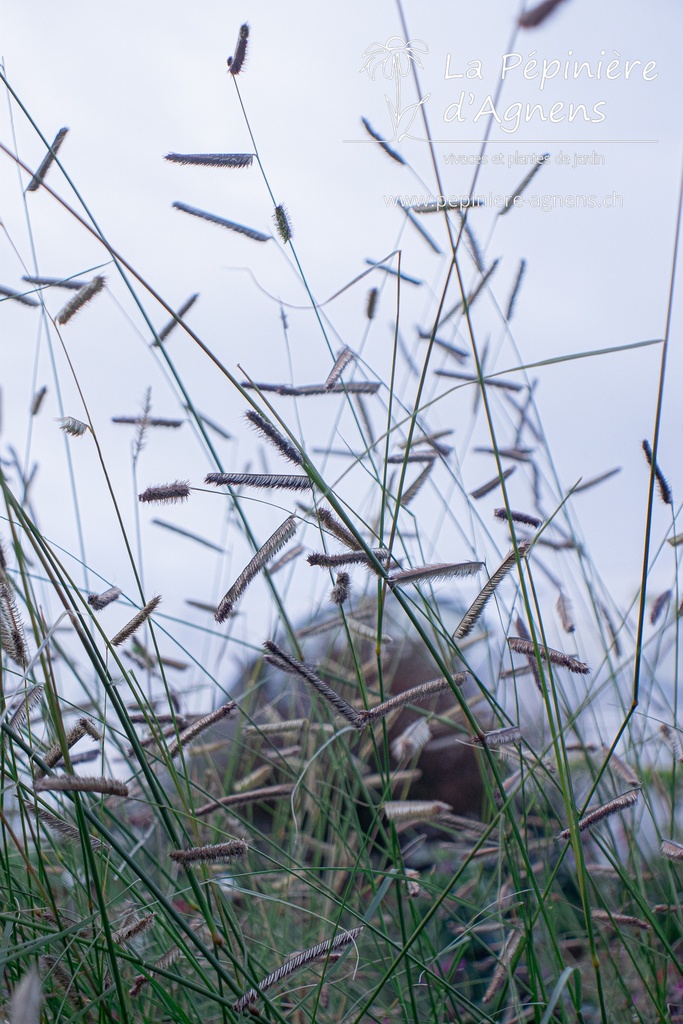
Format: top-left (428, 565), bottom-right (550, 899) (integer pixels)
top-left (1, 0), bottom-right (681, 709)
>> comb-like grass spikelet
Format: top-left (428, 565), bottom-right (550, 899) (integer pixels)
top-left (0, 582), bottom-right (30, 668)
top-left (330, 571), bottom-right (351, 605)
top-left (273, 204), bottom-right (292, 242)
top-left (388, 562), bottom-right (483, 588)
top-left (556, 592), bottom-right (576, 633)
top-left (244, 409), bottom-right (303, 465)
top-left (196, 783), bottom-right (296, 817)
top-left (360, 676), bottom-right (463, 724)
top-left (454, 544), bottom-right (530, 640)
top-left (55, 275), bottom-right (105, 325)
top-left (164, 152), bottom-right (253, 168)
top-left (110, 595), bottom-right (161, 647)
top-left (0, 285), bottom-right (39, 307)
top-left (493, 507), bottom-right (542, 529)
top-left (269, 544), bottom-right (304, 574)
top-left (601, 746), bottom-right (640, 788)
top-left (58, 416), bottom-right (88, 437)
top-left (519, 0), bottom-right (568, 28)
top-left (26, 126), bottom-right (69, 191)
top-left (590, 909), bottom-right (651, 931)
top-left (170, 839), bottom-right (248, 863)
top-left (35, 775), bottom-right (129, 797)
top-left (400, 460), bottom-right (435, 506)
top-left (139, 481), bottom-right (191, 504)
top-left (325, 347), bottom-right (354, 390)
top-left (361, 117), bottom-right (406, 165)
top-left (206, 472), bottom-right (311, 491)
top-left (436, 369), bottom-right (522, 391)
top-left (308, 549), bottom-right (390, 572)
top-left (478, 726), bottom-right (523, 748)
top-left (166, 702), bottom-right (237, 759)
top-left (506, 259), bottom-right (526, 320)
top-left (242, 380), bottom-right (380, 396)
top-left (228, 22), bottom-right (249, 75)
top-left (88, 586), bottom-right (121, 610)
top-left (347, 618), bottom-right (393, 644)
top-left (315, 508), bottom-right (362, 550)
top-left (173, 201), bottom-right (270, 240)
top-left (508, 636), bottom-right (589, 675)
top-left (263, 640), bottom-right (364, 727)
top-left (130, 947), bottom-right (182, 998)
top-left (112, 913), bottom-right (156, 944)
top-left (482, 929), bottom-right (523, 1004)
top-left (112, 416), bottom-right (183, 428)
top-left (642, 439), bottom-right (672, 505)
top-left (384, 800), bottom-right (452, 822)
top-left (386, 451), bottom-right (437, 464)
top-left (6, 685), bottom-right (42, 735)
top-left (31, 386), bottom-right (47, 415)
top-left (651, 589), bottom-right (672, 625)
top-left (662, 839), bottom-right (683, 862)
top-left (557, 789), bottom-right (639, 840)
top-left (440, 258), bottom-right (500, 323)
top-left (660, 724), bottom-right (683, 762)
top-left (233, 928), bottom-right (363, 1012)
top-left (22, 274), bottom-right (87, 290)
top-left (574, 467), bottom-right (622, 493)
top-left (470, 466), bottom-right (516, 499)
top-left (155, 293), bottom-right (199, 343)
top-left (36, 718), bottom-right (102, 776)
top-left (37, 808), bottom-right (103, 850)
top-left (215, 517), bottom-right (298, 623)
top-left (500, 155), bottom-right (549, 214)
top-left (391, 718), bottom-right (432, 761)
top-left (366, 287), bottom-right (378, 319)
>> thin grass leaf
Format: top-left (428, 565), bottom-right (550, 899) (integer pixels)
top-left (453, 545), bottom-right (531, 640)
top-left (173, 201), bottom-right (270, 241)
top-left (152, 519), bottom-right (223, 553)
top-left (215, 516), bottom-right (298, 621)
